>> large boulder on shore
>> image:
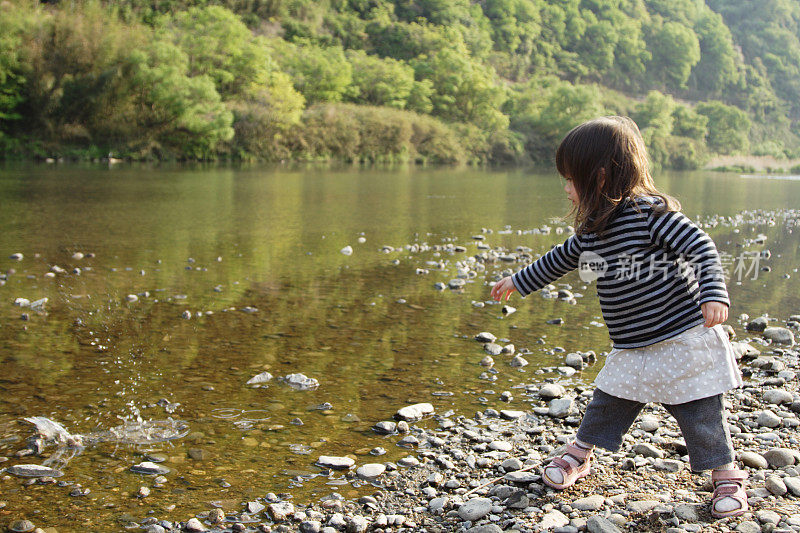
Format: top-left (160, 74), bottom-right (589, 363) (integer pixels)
top-left (763, 327), bottom-right (795, 346)
top-left (395, 403), bottom-right (434, 421)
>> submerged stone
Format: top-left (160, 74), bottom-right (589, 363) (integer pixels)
top-left (6, 464), bottom-right (63, 478)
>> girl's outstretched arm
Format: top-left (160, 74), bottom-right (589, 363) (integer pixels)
top-left (647, 209), bottom-right (730, 308)
top-left (510, 234), bottom-right (583, 297)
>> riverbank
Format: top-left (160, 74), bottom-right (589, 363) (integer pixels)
top-left (706, 156), bottom-right (800, 174)
top-left (38, 319), bottom-right (795, 533)
top-left (1, 172), bottom-right (799, 532)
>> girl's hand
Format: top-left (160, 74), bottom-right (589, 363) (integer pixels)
top-left (701, 301), bottom-right (728, 328)
top-left (491, 276), bottom-right (517, 302)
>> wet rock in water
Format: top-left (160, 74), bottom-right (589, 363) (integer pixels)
top-left (126, 294), bottom-right (139, 303)
top-left (356, 464), bottom-right (386, 479)
top-left (6, 464), bottom-right (63, 478)
top-left (745, 316), bottom-right (768, 332)
top-left (208, 509), bottom-right (225, 524)
top-left (185, 517), bottom-right (206, 531)
top-left (8, 520), bottom-right (35, 533)
top-left (281, 373), bottom-right (319, 390)
top-left (458, 497), bottom-right (492, 521)
top-left (9, 253), bottom-right (23, 261)
top-left (372, 421), bottom-right (397, 434)
top-left (480, 356), bottom-right (494, 367)
top-left (187, 448), bottom-right (206, 461)
top-left (502, 305), bottom-right (516, 315)
top-left (13, 298), bottom-right (30, 307)
top-left (182, 310), bottom-right (192, 319)
top-left (137, 486), bottom-right (151, 498)
top-left (474, 332), bottom-right (496, 343)
top-left (315, 456), bottom-right (355, 470)
top-left (246, 372), bottom-right (273, 385)
top-left (395, 403), bottom-right (434, 421)
top-left (448, 279), bottom-right (465, 289)
top-left (546, 318), bottom-right (564, 325)
top-left (434, 282), bottom-right (446, 291)
top-left (763, 327), bottom-right (795, 345)
top-left (268, 502), bottom-right (295, 521)
top-left (130, 462), bottom-right (170, 475)
top-left (565, 352), bottom-right (584, 369)
top-left (538, 383), bottom-right (566, 399)
top-left (340, 246), bottom-right (353, 256)
top-left (483, 343), bottom-right (503, 356)
top-left (509, 355), bottom-right (528, 367)
top-left (501, 344), bottom-right (515, 354)
top-left (247, 501), bottom-right (265, 514)
top-left (557, 289), bottom-right (574, 300)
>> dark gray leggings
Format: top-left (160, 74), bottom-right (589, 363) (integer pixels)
top-left (575, 388), bottom-right (734, 472)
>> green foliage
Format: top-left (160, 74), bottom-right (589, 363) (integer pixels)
top-left (3, 0), bottom-right (800, 165)
top-left (345, 50), bottom-right (416, 109)
top-left (276, 40), bottom-right (354, 104)
top-left (0, 2), bottom-right (30, 125)
top-left (696, 100), bottom-right (751, 154)
top-left (411, 46), bottom-right (508, 131)
top-left (290, 103), bottom-right (470, 164)
top-left (164, 5), bottom-right (274, 97)
top-left (671, 105), bottom-right (708, 141)
top-left (128, 40), bottom-right (234, 156)
top-left (647, 21), bottom-right (701, 89)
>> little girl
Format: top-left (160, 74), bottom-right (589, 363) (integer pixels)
top-left (491, 116), bottom-right (747, 519)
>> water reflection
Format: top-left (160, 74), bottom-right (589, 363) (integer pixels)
top-left (0, 164), bottom-right (798, 530)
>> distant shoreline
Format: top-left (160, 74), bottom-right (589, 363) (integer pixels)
top-left (706, 155), bottom-right (800, 173)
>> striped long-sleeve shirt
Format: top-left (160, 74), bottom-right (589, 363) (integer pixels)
top-left (512, 196), bottom-right (730, 348)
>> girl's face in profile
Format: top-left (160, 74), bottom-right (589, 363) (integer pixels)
top-left (563, 176), bottom-right (578, 206)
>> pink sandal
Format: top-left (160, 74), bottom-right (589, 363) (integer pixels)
top-left (711, 469), bottom-right (749, 519)
top-left (542, 442), bottom-right (593, 490)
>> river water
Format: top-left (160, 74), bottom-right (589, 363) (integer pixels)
top-left (0, 164), bottom-right (798, 531)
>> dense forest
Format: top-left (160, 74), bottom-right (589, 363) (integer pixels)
top-left (1, 0), bottom-right (799, 167)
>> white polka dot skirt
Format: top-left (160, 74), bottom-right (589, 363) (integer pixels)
top-left (594, 324), bottom-right (743, 404)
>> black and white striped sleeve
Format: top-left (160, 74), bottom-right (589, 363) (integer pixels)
top-left (511, 234), bottom-right (582, 297)
top-left (647, 209), bottom-right (730, 307)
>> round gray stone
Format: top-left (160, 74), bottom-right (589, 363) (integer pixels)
top-left (458, 497), bottom-right (492, 521)
top-left (738, 451), bottom-right (768, 469)
top-left (356, 463), bottom-right (386, 479)
top-left (757, 410), bottom-right (782, 428)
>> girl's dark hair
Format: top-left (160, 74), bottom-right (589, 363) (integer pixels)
top-left (556, 116), bottom-right (680, 236)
